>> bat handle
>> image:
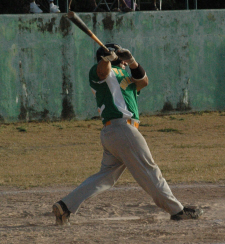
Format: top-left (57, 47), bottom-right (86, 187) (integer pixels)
top-left (103, 46), bottom-right (110, 53)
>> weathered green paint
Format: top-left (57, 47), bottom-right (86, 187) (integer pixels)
top-left (0, 10), bottom-right (225, 122)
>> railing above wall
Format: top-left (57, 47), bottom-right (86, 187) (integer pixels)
top-left (138, 0), bottom-right (198, 11)
top-left (53, 0), bottom-right (225, 12)
top-left (55, 0), bottom-right (69, 12)
top-left (185, 0), bottom-right (197, 9)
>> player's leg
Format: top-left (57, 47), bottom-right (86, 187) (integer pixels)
top-left (154, 0), bottom-right (158, 10)
top-left (62, 151), bottom-right (126, 213)
top-left (102, 119), bottom-right (203, 219)
top-left (53, 148), bottom-right (126, 224)
top-left (119, 0), bottom-right (134, 12)
top-left (101, 119), bottom-right (183, 215)
top-left (68, 0), bottom-right (72, 10)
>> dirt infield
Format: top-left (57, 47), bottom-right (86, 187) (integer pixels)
top-left (1, 184), bottom-right (225, 244)
top-left (1, 112), bottom-right (225, 243)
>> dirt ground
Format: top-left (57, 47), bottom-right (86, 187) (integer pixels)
top-left (1, 112), bottom-right (225, 243)
top-left (1, 183), bottom-right (225, 244)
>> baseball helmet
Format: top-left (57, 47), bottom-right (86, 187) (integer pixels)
top-left (96, 43), bottom-right (122, 66)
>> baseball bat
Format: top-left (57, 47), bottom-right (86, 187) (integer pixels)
top-left (67, 11), bottom-right (109, 53)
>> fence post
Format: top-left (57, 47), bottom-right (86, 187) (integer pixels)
top-left (185, 0), bottom-right (189, 10)
top-left (194, 0), bottom-right (197, 9)
top-left (66, 0), bottom-right (68, 12)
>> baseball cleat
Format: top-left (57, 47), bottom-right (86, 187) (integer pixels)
top-left (122, 7), bottom-right (134, 12)
top-left (52, 201), bottom-right (70, 225)
top-left (50, 4), bottom-right (61, 13)
top-left (170, 207), bottom-right (204, 220)
top-left (30, 2), bottom-right (43, 13)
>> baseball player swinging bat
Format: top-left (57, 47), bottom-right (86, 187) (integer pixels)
top-left (66, 11), bottom-right (109, 53)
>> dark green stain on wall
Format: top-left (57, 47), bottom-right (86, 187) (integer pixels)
top-left (102, 14), bottom-right (115, 30)
top-left (36, 17), bottom-right (57, 33)
top-left (59, 15), bottom-right (71, 37)
top-left (60, 41), bottom-right (75, 120)
top-left (61, 64), bottom-right (75, 120)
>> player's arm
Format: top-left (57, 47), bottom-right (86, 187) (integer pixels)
top-left (97, 51), bottom-right (118, 80)
top-left (129, 61), bottom-right (148, 92)
top-left (116, 47), bottom-right (148, 92)
top-left (97, 60), bottom-right (111, 80)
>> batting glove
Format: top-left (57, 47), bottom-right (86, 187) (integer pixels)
top-left (101, 51), bottom-right (118, 62)
top-left (115, 45), bottom-right (135, 65)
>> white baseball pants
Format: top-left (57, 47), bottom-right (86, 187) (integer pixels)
top-left (62, 118), bottom-right (183, 215)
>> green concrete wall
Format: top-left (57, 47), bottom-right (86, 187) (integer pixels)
top-left (0, 10), bottom-right (225, 122)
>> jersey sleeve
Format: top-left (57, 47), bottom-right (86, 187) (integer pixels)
top-left (89, 64), bottom-right (101, 84)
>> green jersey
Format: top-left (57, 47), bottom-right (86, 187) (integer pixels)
top-left (89, 64), bottom-right (140, 124)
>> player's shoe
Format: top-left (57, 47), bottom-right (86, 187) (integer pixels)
top-left (52, 201), bottom-right (70, 225)
top-left (122, 7), bottom-right (134, 12)
top-left (111, 8), bottom-right (121, 12)
top-left (30, 2), bottom-right (43, 13)
top-left (171, 207), bottom-right (204, 220)
top-left (50, 3), bottom-right (61, 13)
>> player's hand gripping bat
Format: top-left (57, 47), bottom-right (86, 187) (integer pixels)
top-left (66, 11), bottom-right (109, 53)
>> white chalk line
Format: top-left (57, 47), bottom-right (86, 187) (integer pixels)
top-left (0, 184), bottom-right (224, 196)
top-left (91, 216), bottom-right (141, 221)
